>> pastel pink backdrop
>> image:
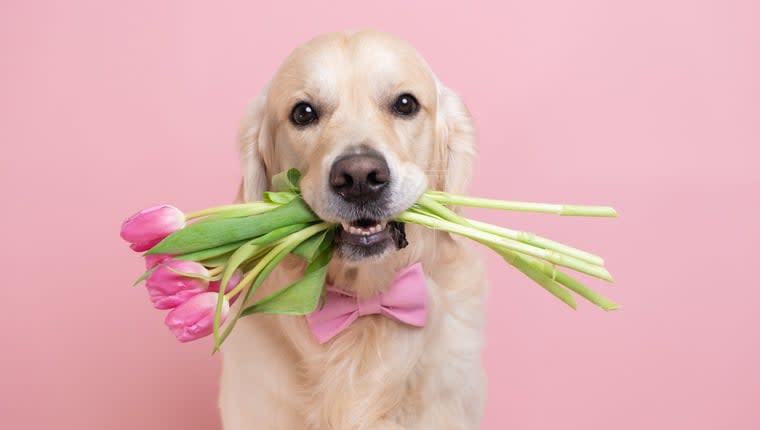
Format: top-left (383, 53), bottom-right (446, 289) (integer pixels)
top-left (1, 1), bottom-right (758, 429)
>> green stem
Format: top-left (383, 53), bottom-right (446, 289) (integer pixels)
top-left (415, 194), bottom-right (471, 226)
top-left (498, 248), bottom-right (577, 309)
top-left (520, 254), bottom-right (620, 311)
top-left (185, 202), bottom-right (280, 221)
top-left (207, 266), bottom-right (225, 276)
top-left (222, 223), bottom-right (330, 302)
top-left (412, 198), bottom-right (605, 266)
top-left (214, 223), bottom-right (330, 350)
top-left (216, 250), bottom-right (289, 350)
top-left (424, 191), bottom-right (618, 217)
top-left (397, 211), bottom-right (613, 281)
top-left (464, 219), bottom-right (605, 266)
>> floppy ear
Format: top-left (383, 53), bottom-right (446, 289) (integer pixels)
top-left (237, 85), bottom-right (271, 203)
top-left (435, 83), bottom-right (476, 195)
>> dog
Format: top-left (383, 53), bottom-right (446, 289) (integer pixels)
top-left (220, 29), bottom-right (487, 430)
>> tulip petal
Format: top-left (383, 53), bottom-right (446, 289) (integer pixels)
top-left (145, 260), bottom-right (209, 309)
top-left (121, 205), bottom-right (185, 252)
top-left (165, 292), bottom-right (229, 342)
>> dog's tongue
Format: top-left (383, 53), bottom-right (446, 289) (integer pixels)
top-left (389, 222), bottom-right (408, 249)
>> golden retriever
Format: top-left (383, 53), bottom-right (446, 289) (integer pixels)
top-left (220, 29), bottom-right (487, 429)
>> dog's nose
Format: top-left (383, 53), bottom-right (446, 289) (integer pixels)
top-left (329, 153), bottom-right (390, 202)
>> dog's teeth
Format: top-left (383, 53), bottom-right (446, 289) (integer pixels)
top-left (344, 221), bottom-right (387, 236)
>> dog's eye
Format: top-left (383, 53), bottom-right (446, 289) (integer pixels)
top-left (290, 102), bottom-right (318, 126)
top-left (392, 93), bottom-right (420, 117)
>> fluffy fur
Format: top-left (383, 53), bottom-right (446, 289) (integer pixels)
top-left (220, 30), bottom-right (487, 429)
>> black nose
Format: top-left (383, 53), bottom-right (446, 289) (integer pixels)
top-left (329, 153), bottom-right (390, 202)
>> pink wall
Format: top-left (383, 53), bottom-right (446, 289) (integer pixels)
top-left (2, 1), bottom-right (758, 428)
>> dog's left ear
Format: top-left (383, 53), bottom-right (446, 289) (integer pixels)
top-left (236, 85), bottom-right (272, 203)
top-left (434, 83), bottom-right (476, 195)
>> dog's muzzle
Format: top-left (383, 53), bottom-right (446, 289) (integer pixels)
top-left (329, 151), bottom-right (390, 203)
top-left (328, 149), bottom-right (406, 259)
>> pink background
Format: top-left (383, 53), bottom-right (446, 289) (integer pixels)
top-left (2, 1), bottom-right (758, 428)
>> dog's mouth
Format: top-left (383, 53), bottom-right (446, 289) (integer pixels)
top-left (338, 218), bottom-right (389, 245)
top-left (335, 218), bottom-right (408, 260)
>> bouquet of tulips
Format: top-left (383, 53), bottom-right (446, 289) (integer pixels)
top-left (121, 169), bottom-right (618, 350)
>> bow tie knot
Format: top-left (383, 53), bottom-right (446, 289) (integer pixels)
top-left (306, 262), bottom-right (429, 344)
top-left (356, 293), bottom-right (383, 317)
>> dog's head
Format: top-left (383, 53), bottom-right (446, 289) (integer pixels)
top-left (239, 30), bottom-right (475, 261)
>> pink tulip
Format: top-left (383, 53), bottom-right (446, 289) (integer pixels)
top-left (165, 292), bottom-right (229, 342)
top-left (146, 260), bottom-right (209, 309)
top-left (208, 270), bottom-right (244, 304)
top-left (145, 254), bottom-right (172, 269)
top-left (120, 205), bottom-right (185, 252)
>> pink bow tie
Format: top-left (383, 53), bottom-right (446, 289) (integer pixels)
top-left (306, 262), bottom-right (428, 344)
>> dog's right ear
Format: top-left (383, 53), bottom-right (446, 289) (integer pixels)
top-left (434, 82), bottom-right (476, 195)
top-left (237, 85), bottom-right (271, 203)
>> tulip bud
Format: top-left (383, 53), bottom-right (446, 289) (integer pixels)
top-left (146, 260), bottom-right (209, 309)
top-left (120, 205), bottom-right (185, 252)
top-left (208, 270), bottom-right (244, 304)
top-left (165, 292), bottom-right (229, 342)
top-left (145, 254), bottom-right (171, 269)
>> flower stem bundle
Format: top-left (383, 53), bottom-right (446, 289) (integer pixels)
top-left (121, 169), bottom-right (618, 348)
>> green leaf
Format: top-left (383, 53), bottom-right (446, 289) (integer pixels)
top-left (317, 228), bottom-right (336, 254)
top-left (271, 168), bottom-right (302, 192)
top-left (133, 267), bottom-right (156, 286)
top-left (214, 223), bottom-right (329, 352)
top-left (263, 191), bottom-right (298, 204)
top-left (146, 198), bottom-right (319, 255)
top-left (184, 202), bottom-right (280, 221)
top-left (292, 228), bottom-right (335, 261)
top-left (249, 223), bottom-right (309, 246)
top-left (214, 242), bottom-right (299, 350)
top-left (241, 247), bottom-right (332, 316)
top-left (217, 223), bottom-right (307, 295)
top-left (174, 239), bottom-right (249, 262)
top-left (166, 266), bottom-right (220, 281)
top-left (214, 223), bottom-right (330, 350)
top-left (200, 253), bottom-right (235, 267)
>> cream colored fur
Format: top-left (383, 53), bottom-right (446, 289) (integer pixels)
top-left (220, 30), bottom-right (487, 430)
